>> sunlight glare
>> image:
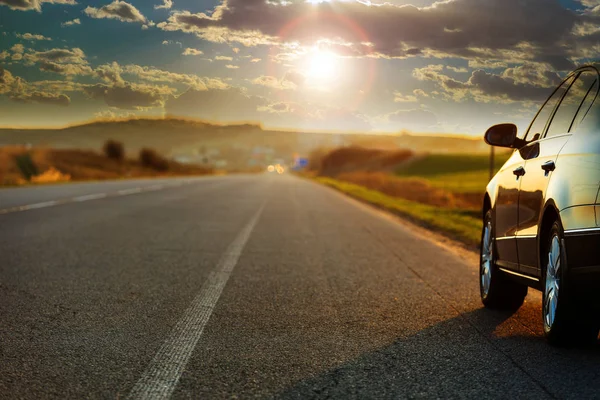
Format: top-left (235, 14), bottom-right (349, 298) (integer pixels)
top-left (305, 49), bottom-right (338, 82)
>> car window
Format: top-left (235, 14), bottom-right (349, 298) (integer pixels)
top-left (525, 75), bottom-right (575, 141)
top-left (546, 71), bottom-right (598, 138)
top-left (570, 72), bottom-right (599, 133)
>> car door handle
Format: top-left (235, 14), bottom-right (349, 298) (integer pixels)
top-left (513, 166), bottom-right (526, 177)
top-left (541, 160), bottom-right (556, 173)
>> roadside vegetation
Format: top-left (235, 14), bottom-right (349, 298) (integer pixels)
top-left (308, 146), bottom-right (512, 248)
top-left (0, 140), bottom-right (214, 186)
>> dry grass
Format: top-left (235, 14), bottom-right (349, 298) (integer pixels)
top-left (0, 145), bottom-right (214, 186)
top-left (336, 172), bottom-right (459, 208)
top-left (318, 146), bottom-right (415, 176)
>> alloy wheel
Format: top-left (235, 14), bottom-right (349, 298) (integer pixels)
top-left (544, 235), bottom-right (561, 331)
top-left (481, 220), bottom-right (493, 298)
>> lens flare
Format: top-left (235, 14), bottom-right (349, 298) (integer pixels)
top-left (305, 49), bottom-right (338, 82)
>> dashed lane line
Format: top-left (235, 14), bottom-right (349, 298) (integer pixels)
top-left (0, 180), bottom-right (197, 215)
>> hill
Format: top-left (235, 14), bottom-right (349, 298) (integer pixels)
top-left (0, 118), bottom-right (490, 170)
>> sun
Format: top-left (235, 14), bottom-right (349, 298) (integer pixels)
top-left (305, 49), bottom-right (338, 82)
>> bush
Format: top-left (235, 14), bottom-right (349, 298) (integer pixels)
top-left (139, 148), bottom-right (169, 171)
top-left (103, 140), bottom-right (125, 162)
top-left (14, 153), bottom-right (38, 180)
top-left (317, 146), bottom-right (414, 176)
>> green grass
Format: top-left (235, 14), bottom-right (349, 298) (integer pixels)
top-left (425, 170), bottom-right (495, 193)
top-left (395, 152), bottom-right (512, 194)
top-left (316, 177), bottom-right (482, 248)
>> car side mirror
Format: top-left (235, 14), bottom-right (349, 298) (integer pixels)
top-left (484, 123), bottom-right (520, 148)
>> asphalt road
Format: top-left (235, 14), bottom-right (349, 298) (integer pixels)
top-left (2, 173), bottom-right (600, 399)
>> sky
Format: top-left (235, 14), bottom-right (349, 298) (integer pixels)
top-left (0, 0), bottom-right (599, 135)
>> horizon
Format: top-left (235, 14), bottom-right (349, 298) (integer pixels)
top-left (0, 114), bottom-right (485, 140)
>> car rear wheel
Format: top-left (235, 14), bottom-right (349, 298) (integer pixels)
top-left (542, 220), bottom-right (599, 346)
top-left (480, 209), bottom-right (527, 310)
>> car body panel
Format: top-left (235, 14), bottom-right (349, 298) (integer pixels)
top-left (516, 134), bottom-right (571, 275)
top-left (493, 150), bottom-right (524, 269)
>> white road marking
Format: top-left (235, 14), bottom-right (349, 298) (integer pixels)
top-left (127, 202), bottom-right (266, 400)
top-left (117, 187), bottom-right (144, 195)
top-left (0, 180), bottom-right (196, 215)
top-left (22, 200), bottom-right (60, 210)
top-left (73, 193), bottom-right (107, 202)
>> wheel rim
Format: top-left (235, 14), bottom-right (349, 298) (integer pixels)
top-left (481, 220), bottom-right (493, 297)
top-left (544, 235), bottom-right (561, 330)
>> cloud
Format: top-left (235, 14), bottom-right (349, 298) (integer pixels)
top-left (94, 62), bottom-right (123, 84)
top-left (21, 47), bottom-right (92, 77)
top-left (162, 39), bottom-right (182, 47)
top-left (61, 18), bottom-right (80, 27)
top-left (182, 48), bottom-right (203, 56)
top-left (393, 92), bottom-right (418, 103)
top-left (11, 44), bottom-right (25, 54)
top-left (25, 47), bottom-right (87, 64)
top-left (0, 67), bottom-right (73, 105)
top-left (225, 65), bottom-right (239, 69)
top-left (252, 70), bottom-right (305, 91)
top-left (0, 0), bottom-right (76, 12)
top-left (215, 55), bottom-right (233, 61)
top-left (283, 70), bottom-right (305, 86)
top-left (11, 91), bottom-right (70, 106)
top-left (84, 1), bottom-right (146, 23)
top-left (258, 102), bottom-right (297, 114)
top-left (0, 51), bottom-right (9, 60)
top-left (250, 58), bottom-right (261, 63)
top-left (252, 76), bottom-right (295, 90)
top-left (414, 62), bottom-right (561, 103)
top-left (0, 67), bottom-right (17, 94)
top-left (121, 64), bottom-right (228, 90)
top-left (447, 66), bottom-right (468, 73)
top-left (158, 14), bottom-right (275, 46)
top-left (156, 0), bottom-right (597, 68)
top-left (39, 61), bottom-right (93, 76)
top-left (84, 83), bottom-right (171, 110)
top-left (154, 0), bottom-right (172, 9)
top-left (16, 32), bottom-right (51, 40)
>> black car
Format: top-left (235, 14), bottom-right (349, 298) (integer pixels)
top-left (481, 65), bottom-right (600, 345)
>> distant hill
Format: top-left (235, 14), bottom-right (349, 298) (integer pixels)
top-left (0, 118), bottom-right (490, 169)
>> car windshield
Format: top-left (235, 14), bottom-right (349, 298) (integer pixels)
top-left (3, 1), bottom-right (600, 399)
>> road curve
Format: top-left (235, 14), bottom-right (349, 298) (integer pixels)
top-left (1, 173), bottom-right (600, 399)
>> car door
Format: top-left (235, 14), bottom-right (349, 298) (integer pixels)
top-left (494, 149), bottom-right (525, 270)
top-left (494, 75), bottom-right (575, 272)
top-left (516, 71), bottom-right (598, 277)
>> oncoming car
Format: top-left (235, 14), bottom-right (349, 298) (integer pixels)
top-left (481, 65), bottom-right (600, 345)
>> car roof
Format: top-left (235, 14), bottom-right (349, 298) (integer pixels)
top-left (572, 64), bottom-right (600, 74)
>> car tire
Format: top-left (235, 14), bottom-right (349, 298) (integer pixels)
top-left (542, 220), bottom-right (599, 346)
top-left (480, 209), bottom-right (527, 310)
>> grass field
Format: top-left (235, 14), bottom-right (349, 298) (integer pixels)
top-left (395, 152), bottom-right (512, 194)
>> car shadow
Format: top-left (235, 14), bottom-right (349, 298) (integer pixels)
top-left (274, 306), bottom-right (600, 399)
